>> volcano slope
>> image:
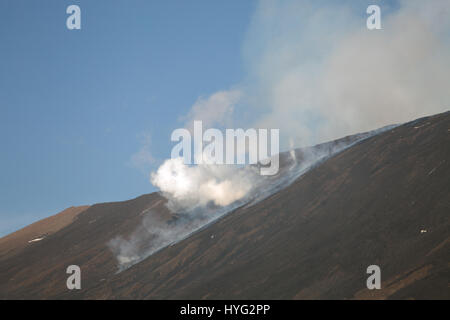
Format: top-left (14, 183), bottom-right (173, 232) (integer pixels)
top-left (1, 111), bottom-right (450, 299)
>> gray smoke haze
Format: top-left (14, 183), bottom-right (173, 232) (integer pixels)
top-left (109, 0), bottom-right (450, 270)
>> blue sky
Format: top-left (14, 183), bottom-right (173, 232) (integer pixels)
top-left (0, 0), bottom-right (255, 236)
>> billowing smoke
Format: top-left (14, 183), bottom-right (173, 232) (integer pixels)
top-left (110, 0), bottom-right (449, 270)
top-left (150, 158), bottom-right (260, 210)
top-left (109, 126), bottom-right (394, 270)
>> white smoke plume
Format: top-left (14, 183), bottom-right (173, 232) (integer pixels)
top-left (150, 158), bottom-right (260, 210)
top-left (110, 126), bottom-right (395, 271)
top-left (110, 0), bottom-right (450, 270)
top-left (152, 0), bottom-right (450, 212)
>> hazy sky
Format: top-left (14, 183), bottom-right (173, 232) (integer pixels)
top-left (1, 0), bottom-right (449, 237)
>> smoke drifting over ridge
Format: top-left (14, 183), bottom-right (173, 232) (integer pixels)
top-left (110, 126), bottom-right (396, 270)
top-left (110, 1), bottom-right (450, 270)
top-left (150, 0), bottom-right (450, 215)
top-left (240, 0), bottom-right (450, 148)
top-left (184, 0), bottom-right (450, 149)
